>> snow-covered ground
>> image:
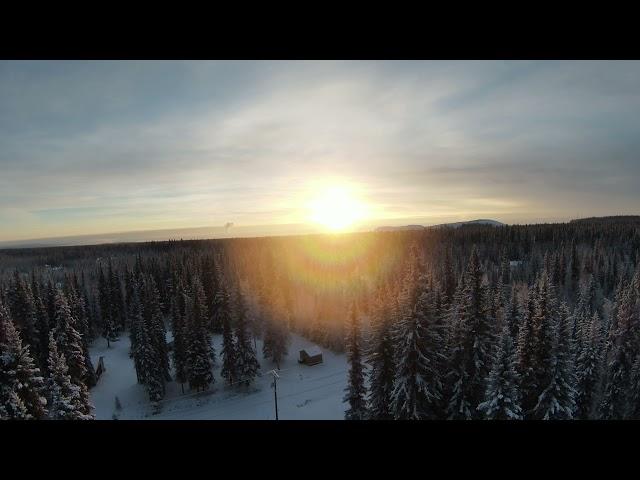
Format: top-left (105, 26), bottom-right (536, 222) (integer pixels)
top-left (89, 333), bottom-right (348, 420)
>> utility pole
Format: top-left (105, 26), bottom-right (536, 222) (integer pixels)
top-left (268, 369), bottom-right (279, 420)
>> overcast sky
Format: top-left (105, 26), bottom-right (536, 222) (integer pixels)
top-left (1, 60), bottom-right (639, 242)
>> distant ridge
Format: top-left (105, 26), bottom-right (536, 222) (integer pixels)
top-left (375, 219), bottom-right (504, 232)
top-left (428, 219), bottom-right (505, 229)
top-left (570, 215), bottom-right (640, 224)
top-left (375, 225), bottom-right (425, 232)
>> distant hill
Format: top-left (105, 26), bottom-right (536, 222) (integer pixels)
top-left (375, 219), bottom-right (504, 232)
top-left (374, 225), bottom-right (425, 232)
top-left (429, 219), bottom-right (505, 229)
top-left (570, 215), bottom-right (640, 224)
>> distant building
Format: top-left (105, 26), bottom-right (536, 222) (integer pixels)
top-left (298, 346), bottom-right (323, 366)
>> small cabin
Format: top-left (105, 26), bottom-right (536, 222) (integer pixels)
top-left (95, 356), bottom-right (106, 379)
top-left (298, 346), bottom-right (323, 366)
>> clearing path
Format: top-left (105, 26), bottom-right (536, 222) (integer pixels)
top-left (89, 332), bottom-right (348, 420)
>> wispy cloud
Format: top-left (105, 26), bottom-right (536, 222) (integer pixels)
top-left (1, 60), bottom-right (640, 241)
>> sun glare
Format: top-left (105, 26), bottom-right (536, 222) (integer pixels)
top-left (308, 185), bottom-right (368, 232)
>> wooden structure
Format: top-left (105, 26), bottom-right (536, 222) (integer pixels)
top-left (298, 346), bottom-right (323, 366)
top-left (95, 356), bottom-right (106, 379)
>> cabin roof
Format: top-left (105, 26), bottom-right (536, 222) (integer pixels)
top-left (302, 346), bottom-right (322, 357)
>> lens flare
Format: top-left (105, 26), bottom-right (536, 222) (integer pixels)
top-left (307, 185), bottom-right (368, 232)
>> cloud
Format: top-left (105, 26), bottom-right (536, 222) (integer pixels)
top-left (1, 60), bottom-right (640, 241)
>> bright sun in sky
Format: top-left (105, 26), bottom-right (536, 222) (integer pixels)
top-left (307, 184), bottom-right (369, 232)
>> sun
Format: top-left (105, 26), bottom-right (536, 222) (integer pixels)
top-left (308, 185), bottom-right (368, 232)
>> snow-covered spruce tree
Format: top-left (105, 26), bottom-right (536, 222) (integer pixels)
top-left (52, 289), bottom-right (93, 415)
top-left (46, 332), bottom-right (93, 420)
top-left (186, 278), bottom-right (214, 392)
top-left (130, 286), bottom-right (165, 405)
top-left (599, 283), bottom-right (637, 419)
top-left (98, 267), bottom-right (118, 348)
top-left (65, 282), bottom-right (96, 388)
top-left (367, 289), bottom-right (395, 420)
top-left (143, 276), bottom-right (171, 382)
top-left (262, 290), bottom-right (290, 370)
top-left (7, 272), bottom-right (42, 373)
top-left (170, 293), bottom-right (188, 393)
top-left (516, 282), bottom-right (539, 418)
top-left (446, 247), bottom-right (493, 419)
top-left (628, 352), bottom-right (640, 419)
top-left (0, 301), bottom-right (47, 419)
top-left (477, 323), bottom-right (522, 420)
top-left (344, 302), bottom-right (368, 420)
top-left (392, 282), bottom-right (443, 420)
top-left (574, 311), bottom-right (604, 419)
top-left (531, 301), bottom-right (577, 420)
top-left (504, 286), bottom-right (520, 341)
top-left (220, 301), bottom-right (238, 386)
top-left (232, 286), bottom-right (259, 387)
top-left (108, 260), bottom-right (126, 331)
top-left (210, 275), bottom-right (231, 335)
top-left (129, 287), bottom-right (145, 384)
top-left (32, 285), bottom-right (51, 373)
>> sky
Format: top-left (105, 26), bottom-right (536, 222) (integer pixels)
top-left (1, 60), bottom-right (640, 244)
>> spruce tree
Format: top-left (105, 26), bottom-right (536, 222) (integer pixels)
top-left (599, 284), bottom-right (637, 419)
top-left (220, 303), bottom-right (238, 386)
top-left (52, 289), bottom-right (93, 414)
top-left (532, 301), bottom-right (577, 420)
top-left (446, 248), bottom-right (493, 419)
top-left (170, 293), bottom-right (188, 393)
top-left (367, 290), bottom-right (395, 420)
top-left (262, 290), bottom-right (290, 369)
top-left (574, 312), bottom-right (603, 419)
top-left (99, 267), bottom-right (117, 347)
top-left (7, 272), bottom-right (42, 373)
top-left (477, 323), bottom-right (522, 420)
top-left (392, 283), bottom-right (442, 420)
top-left (0, 301), bottom-right (48, 419)
top-left (143, 276), bottom-right (170, 382)
top-left (232, 287), bottom-right (259, 387)
top-left (343, 302), bottom-right (367, 420)
top-left (185, 279), bottom-right (214, 392)
top-left (46, 332), bottom-right (93, 420)
top-left (516, 284), bottom-right (538, 417)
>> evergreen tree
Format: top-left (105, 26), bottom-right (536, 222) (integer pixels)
top-left (143, 276), bottom-right (171, 382)
top-left (186, 279), bottom-right (214, 392)
top-left (170, 293), bottom-right (188, 393)
top-left (7, 272), bottom-right (42, 373)
top-left (574, 312), bottom-right (603, 419)
top-left (220, 303), bottom-right (238, 386)
top-left (516, 285), bottom-right (538, 417)
top-left (477, 323), bottom-right (522, 420)
top-left (599, 284), bottom-right (637, 419)
top-left (344, 302), bottom-right (367, 420)
top-left (99, 267), bottom-right (118, 348)
top-left (531, 302), bottom-right (577, 419)
top-left (447, 248), bottom-right (493, 419)
top-left (46, 333), bottom-right (93, 420)
top-left (232, 287), bottom-right (259, 386)
top-left (392, 282), bottom-right (442, 419)
top-left (52, 289), bottom-right (93, 414)
top-left (0, 301), bottom-right (47, 419)
top-left (262, 290), bottom-right (290, 369)
top-left (367, 290), bottom-right (395, 420)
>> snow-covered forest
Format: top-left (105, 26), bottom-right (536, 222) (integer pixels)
top-left (2, 216), bottom-right (640, 420)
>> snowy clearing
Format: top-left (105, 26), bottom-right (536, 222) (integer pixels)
top-left (89, 333), bottom-right (348, 420)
